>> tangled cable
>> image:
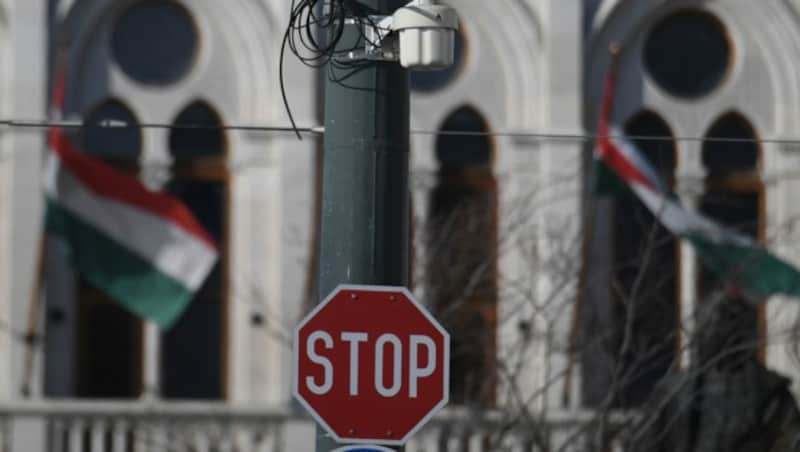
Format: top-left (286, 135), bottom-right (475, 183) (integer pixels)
top-left (280, 0), bottom-right (391, 140)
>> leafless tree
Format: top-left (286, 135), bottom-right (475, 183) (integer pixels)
top-left (404, 161), bottom-right (800, 452)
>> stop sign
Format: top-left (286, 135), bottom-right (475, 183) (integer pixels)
top-left (293, 285), bottom-right (450, 445)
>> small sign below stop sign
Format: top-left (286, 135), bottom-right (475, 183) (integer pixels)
top-left (293, 285), bottom-right (450, 445)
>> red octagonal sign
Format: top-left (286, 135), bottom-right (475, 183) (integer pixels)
top-left (293, 285), bottom-right (450, 445)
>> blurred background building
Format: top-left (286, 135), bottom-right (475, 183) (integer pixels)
top-left (1, 0), bottom-right (800, 450)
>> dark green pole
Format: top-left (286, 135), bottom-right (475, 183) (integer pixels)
top-left (316, 0), bottom-right (410, 450)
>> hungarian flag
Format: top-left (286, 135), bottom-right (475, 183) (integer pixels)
top-left (595, 73), bottom-right (800, 299)
top-left (44, 73), bottom-right (218, 329)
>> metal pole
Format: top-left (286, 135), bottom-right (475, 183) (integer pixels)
top-left (316, 0), bottom-right (410, 450)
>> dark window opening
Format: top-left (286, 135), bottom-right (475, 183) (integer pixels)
top-left (82, 99), bottom-right (141, 170)
top-left (112, 0), bottom-right (198, 85)
top-left (698, 114), bottom-right (762, 367)
top-left (697, 192), bottom-right (760, 367)
top-left (644, 9), bottom-right (731, 99)
top-left (161, 101), bottom-right (227, 400)
top-left (610, 111), bottom-right (678, 408)
top-left (169, 101), bottom-right (225, 159)
top-left (76, 282), bottom-right (142, 398)
top-left (427, 106), bottom-right (497, 406)
top-left (75, 101), bottom-right (143, 398)
top-left (702, 112), bottom-right (759, 179)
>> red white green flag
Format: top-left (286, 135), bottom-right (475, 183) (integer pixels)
top-left (595, 73), bottom-right (800, 299)
top-left (44, 73), bottom-right (218, 329)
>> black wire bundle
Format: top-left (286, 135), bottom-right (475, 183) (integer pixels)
top-left (280, 0), bottom-right (389, 140)
top-left (280, 0), bottom-right (345, 140)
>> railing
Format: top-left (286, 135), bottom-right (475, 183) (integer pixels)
top-left (0, 401), bottom-right (630, 452)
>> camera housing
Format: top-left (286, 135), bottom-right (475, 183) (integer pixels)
top-left (392, 2), bottom-right (459, 70)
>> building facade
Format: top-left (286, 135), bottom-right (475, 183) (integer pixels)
top-left (585, 0), bottom-right (800, 406)
top-left (1, 0), bottom-right (800, 450)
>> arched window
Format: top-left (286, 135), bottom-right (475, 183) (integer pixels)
top-left (73, 99), bottom-right (143, 398)
top-left (698, 112), bottom-right (762, 365)
top-left (427, 106), bottom-right (496, 405)
top-left (161, 101), bottom-right (227, 399)
top-left (610, 111), bottom-right (678, 407)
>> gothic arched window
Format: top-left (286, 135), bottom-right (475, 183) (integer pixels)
top-left (73, 98), bottom-right (143, 398)
top-left (698, 112), bottom-right (762, 365)
top-left (609, 110), bottom-right (678, 407)
top-left (428, 105), bottom-right (497, 405)
top-left (161, 101), bottom-right (227, 399)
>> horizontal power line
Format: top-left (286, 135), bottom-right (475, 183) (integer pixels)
top-left (1, 119), bottom-right (325, 134)
top-left (0, 118), bottom-right (799, 145)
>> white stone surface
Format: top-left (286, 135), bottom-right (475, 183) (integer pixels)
top-left (2, 0), bottom-right (799, 431)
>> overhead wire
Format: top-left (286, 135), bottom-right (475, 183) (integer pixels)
top-left (0, 118), bottom-right (324, 134)
top-left (4, 118), bottom-right (800, 145)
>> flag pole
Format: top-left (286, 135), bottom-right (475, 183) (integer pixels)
top-left (20, 53), bottom-right (65, 397)
top-left (563, 41), bottom-right (623, 406)
top-left (20, 236), bottom-right (46, 397)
